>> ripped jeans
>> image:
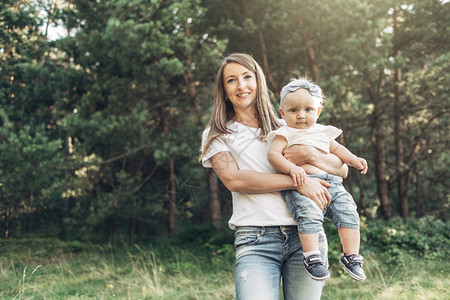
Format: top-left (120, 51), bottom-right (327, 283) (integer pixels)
top-left (234, 226), bottom-right (328, 300)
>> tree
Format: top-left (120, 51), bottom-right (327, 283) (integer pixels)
top-left (0, 0), bottom-right (71, 237)
top-left (1, 0), bottom-right (448, 240)
top-left (54, 0), bottom-right (226, 241)
top-left (202, 0), bottom-right (450, 219)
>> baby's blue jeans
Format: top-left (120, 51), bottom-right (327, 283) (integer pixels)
top-left (283, 174), bottom-right (360, 234)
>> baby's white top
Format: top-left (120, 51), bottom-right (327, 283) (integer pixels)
top-left (267, 124), bottom-right (342, 153)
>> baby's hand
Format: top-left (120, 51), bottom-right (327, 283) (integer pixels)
top-left (354, 157), bottom-right (368, 175)
top-left (289, 165), bottom-right (307, 186)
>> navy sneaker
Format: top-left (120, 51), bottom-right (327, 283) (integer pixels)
top-left (303, 254), bottom-right (330, 281)
top-left (339, 254), bottom-right (366, 281)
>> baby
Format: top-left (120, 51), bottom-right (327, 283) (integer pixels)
top-left (267, 78), bottom-right (367, 281)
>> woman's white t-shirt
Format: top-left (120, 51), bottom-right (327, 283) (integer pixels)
top-left (201, 121), bottom-right (297, 230)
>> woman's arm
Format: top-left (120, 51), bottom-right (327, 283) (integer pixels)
top-left (283, 145), bottom-right (349, 178)
top-left (210, 151), bottom-right (332, 210)
top-left (211, 151), bottom-right (295, 193)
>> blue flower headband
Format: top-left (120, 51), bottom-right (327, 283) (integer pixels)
top-left (279, 79), bottom-right (324, 106)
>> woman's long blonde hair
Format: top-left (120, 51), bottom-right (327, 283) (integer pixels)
top-left (200, 53), bottom-right (281, 161)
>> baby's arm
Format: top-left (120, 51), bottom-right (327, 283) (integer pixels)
top-left (268, 135), bottom-right (307, 186)
top-left (330, 140), bottom-right (368, 174)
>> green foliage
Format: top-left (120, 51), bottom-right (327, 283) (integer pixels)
top-left (0, 125), bottom-right (65, 201)
top-left (363, 216), bottom-right (450, 262)
top-left (0, 0), bottom-right (72, 238)
top-left (204, 0), bottom-right (450, 220)
top-left (325, 216), bottom-right (449, 272)
top-left (54, 0), bottom-right (227, 241)
top-left (1, 0), bottom-right (449, 240)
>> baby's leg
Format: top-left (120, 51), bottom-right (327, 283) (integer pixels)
top-left (282, 190), bottom-right (329, 281)
top-left (282, 190), bottom-right (324, 250)
top-left (338, 229), bottom-right (366, 282)
top-left (299, 232), bottom-right (319, 253)
top-left (338, 227), bottom-right (360, 255)
top-left (324, 177), bottom-right (366, 281)
top-left (323, 181), bottom-right (360, 255)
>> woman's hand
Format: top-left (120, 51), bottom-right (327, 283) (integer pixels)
top-left (283, 144), bottom-right (316, 165)
top-left (296, 177), bottom-right (331, 211)
top-left (283, 144), bottom-right (348, 178)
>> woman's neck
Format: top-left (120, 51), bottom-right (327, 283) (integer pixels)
top-left (233, 109), bottom-right (259, 128)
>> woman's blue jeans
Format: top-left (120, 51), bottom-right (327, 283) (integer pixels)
top-left (234, 226), bottom-right (327, 300)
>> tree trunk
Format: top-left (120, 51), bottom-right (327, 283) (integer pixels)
top-left (44, 0), bottom-right (56, 38)
top-left (258, 30), bottom-right (280, 94)
top-left (111, 217), bottom-right (118, 247)
top-left (298, 15), bottom-right (320, 81)
top-left (5, 209), bottom-right (10, 239)
top-left (393, 7), bottom-right (409, 218)
top-left (129, 209), bottom-right (136, 245)
top-left (182, 20), bottom-right (222, 232)
top-left (26, 193), bottom-right (33, 235)
top-left (414, 174), bottom-right (424, 217)
top-left (374, 130), bottom-right (392, 219)
top-left (207, 169), bottom-right (222, 232)
top-left (167, 159), bottom-right (176, 235)
top-left (161, 98), bottom-right (176, 235)
top-left (60, 136), bottom-right (73, 240)
top-left (354, 172), bottom-right (369, 219)
top-left (1, 208), bottom-right (11, 239)
top-left (368, 81), bottom-right (393, 219)
top-left (394, 66), bottom-right (409, 218)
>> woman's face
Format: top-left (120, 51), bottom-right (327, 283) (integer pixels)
top-left (222, 62), bottom-right (258, 113)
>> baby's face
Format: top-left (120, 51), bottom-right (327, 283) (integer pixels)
top-left (280, 89), bottom-right (321, 129)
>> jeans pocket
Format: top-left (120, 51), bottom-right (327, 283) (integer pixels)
top-left (234, 231), bottom-right (261, 250)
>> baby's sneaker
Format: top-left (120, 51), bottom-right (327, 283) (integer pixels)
top-left (339, 253), bottom-right (366, 281)
top-left (303, 254), bottom-right (330, 281)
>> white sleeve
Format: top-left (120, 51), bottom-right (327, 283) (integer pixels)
top-left (326, 125), bottom-right (343, 141)
top-left (266, 126), bottom-right (290, 144)
top-left (200, 128), bottom-right (229, 168)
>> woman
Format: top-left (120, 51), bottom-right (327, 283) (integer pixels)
top-left (200, 53), bottom-right (347, 300)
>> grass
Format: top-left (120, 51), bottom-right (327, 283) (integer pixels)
top-left (0, 238), bottom-right (235, 299)
top-left (0, 236), bottom-right (448, 299)
top-left (322, 254), bottom-right (448, 300)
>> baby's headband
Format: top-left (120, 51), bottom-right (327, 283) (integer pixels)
top-left (279, 79), bottom-right (323, 105)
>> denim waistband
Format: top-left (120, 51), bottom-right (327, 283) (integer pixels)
top-left (235, 225), bottom-right (297, 234)
top-left (309, 173), bottom-right (343, 184)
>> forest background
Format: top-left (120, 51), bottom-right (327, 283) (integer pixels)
top-left (1, 0), bottom-right (449, 299)
top-left (2, 0), bottom-right (448, 242)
